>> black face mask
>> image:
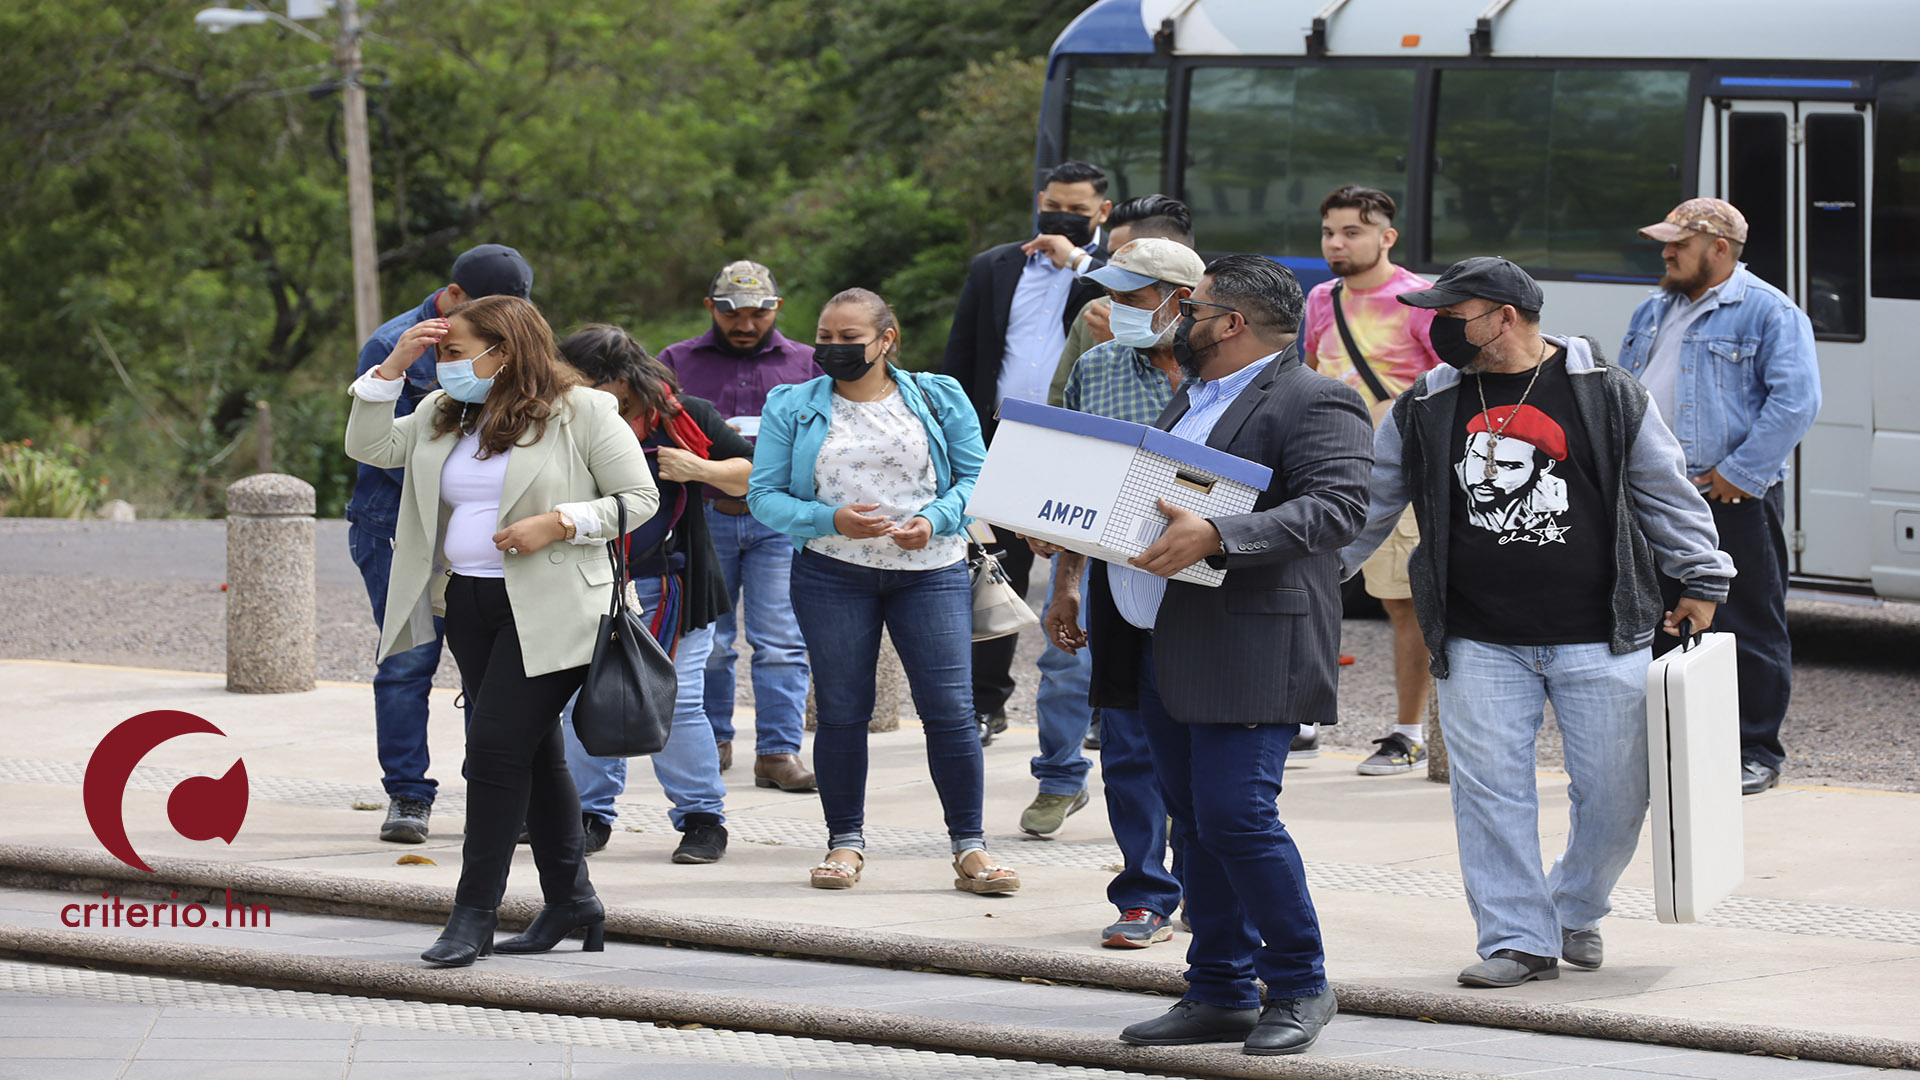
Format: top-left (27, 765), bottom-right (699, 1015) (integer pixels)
top-left (1171, 315), bottom-right (1220, 381)
top-left (1427, 309), bottom-right (1504, 369)
top-left (1035, 210), bottom-right (1096, 248)
top-left (814, 341), bottom-right (876, 382)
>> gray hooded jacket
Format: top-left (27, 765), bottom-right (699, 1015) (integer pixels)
top-left (1339, 335), bottom-right (1734, 678)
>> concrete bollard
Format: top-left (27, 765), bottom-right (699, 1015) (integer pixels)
top-left (225, 473), bottom-right (316, 694)
top-left (1424, 677), bottom-right (1449, 783)
top-left (804, 630), bottom-right (905, 734)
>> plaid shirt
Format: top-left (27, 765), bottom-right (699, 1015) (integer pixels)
top-left (1060, 340), bottom-right (1179, 424)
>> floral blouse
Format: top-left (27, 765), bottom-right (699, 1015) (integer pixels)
top-left (806, 384), bottom-right (967, 571)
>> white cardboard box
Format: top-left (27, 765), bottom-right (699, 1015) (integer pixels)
top-left (965, 399), bottom-right (1272, 586)
top-left (1645, 630), bottom-right (1745, 923)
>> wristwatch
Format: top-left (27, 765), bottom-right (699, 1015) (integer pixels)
top-left (556, 510), bottom-right (577, 542)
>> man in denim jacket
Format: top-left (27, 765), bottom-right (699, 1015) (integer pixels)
top-left (1619, 198), bottom-right (1821, 795)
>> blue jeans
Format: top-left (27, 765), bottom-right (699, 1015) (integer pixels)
top-left (703, 507), bottom-right (810, 756)
top-left (348, 523), bottom-right (447, 805)
top-left (1032, 556), bottom-right (1094, 795)
top-left (1099, 706), bottom-right (1183, 918)
top-left (788, 548), bottom-right (983, 850)
top-left (1136, 639), bottom-right (1325, 1008)
top-left (1435, 637), bottom-right (1652, 960)
top-left (561, 577), bottom-right (727, 831)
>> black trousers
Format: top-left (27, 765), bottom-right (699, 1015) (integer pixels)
top-left (970, 535), bottom-right (1035, 716)
top-left (1653, 483), bottom-right (1793, 768)
top-left (442, 575), bottom-right (593, 910)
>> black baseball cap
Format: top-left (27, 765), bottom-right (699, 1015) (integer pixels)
top-left (1397, 256), bottom-right (1543, 314)
top-left (451, 243), bottom-right (534, 300)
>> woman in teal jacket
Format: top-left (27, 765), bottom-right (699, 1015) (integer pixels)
top-left (749, 287), bottom-right (1019, 897)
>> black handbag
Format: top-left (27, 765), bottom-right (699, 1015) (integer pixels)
top-left (570, 497), bottom-right (678, 757)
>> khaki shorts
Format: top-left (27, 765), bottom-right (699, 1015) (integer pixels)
top-left (1361, 507), bottom-right (1420, 600)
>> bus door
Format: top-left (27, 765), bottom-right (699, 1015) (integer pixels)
top-left (1717, 99), bottom-right (1872, 586)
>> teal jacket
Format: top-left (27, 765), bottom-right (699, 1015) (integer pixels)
top-left (748, 367), bottom-right (986, 553)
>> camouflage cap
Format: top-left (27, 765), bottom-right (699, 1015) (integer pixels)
top-left (1639, 198), bottom-right (1749, 244)
top-left (709, 260), bottom-right (779, 303)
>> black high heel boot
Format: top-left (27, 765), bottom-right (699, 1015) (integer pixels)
top-left (496, 896), bottom-right (606, 954)
top-left (420, 904), bottom-right (498, 967)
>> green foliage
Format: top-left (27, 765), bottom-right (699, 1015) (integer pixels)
top-left (0, 440), bottom-right (106, 518)
top-left (0, 0), bottom-right (1095, 515)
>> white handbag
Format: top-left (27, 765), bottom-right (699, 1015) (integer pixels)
top-left (970, 547), bottom-right (1038, 642)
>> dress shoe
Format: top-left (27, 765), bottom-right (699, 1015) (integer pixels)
top-left (1118, 1000), bottom-right (1259, 1046)
top-left (1741, 757), bottom-right (1782, 795)
top-left (496, 896), bottom-right (605, 954)
top-left (1561, 926), bottom-right (1603, 970)
top-left (1458, 949), bottom-right (1558, 988)
top-left (716, 741), bottom-right (733, 772)
top-left (582, 813), bottom-right (612, 855)
top-left (753, 753), bottom-right (817, 792)
top-left (1244, 987), bottom-right (1338, 1056)
top-left (420, 904), bottom-right (498, 967)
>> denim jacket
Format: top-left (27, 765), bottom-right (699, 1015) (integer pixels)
top-left (747, 367), bottom-right (986, 552)
top-left (342, 291), bottom-right (444, 538)
top-left (1616, 265), bottom-right (1821, 498)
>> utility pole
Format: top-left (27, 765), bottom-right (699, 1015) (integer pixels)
top-left (336, 0), bottom-right (381, 344)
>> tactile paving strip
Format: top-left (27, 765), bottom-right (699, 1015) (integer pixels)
top-left (8, 755), bottom-right (1919, 947)
top-left (0, 959), bottom-right (1194, 1079)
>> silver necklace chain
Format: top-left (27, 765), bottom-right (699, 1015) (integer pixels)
top-left (1473, 341), bottom-right (1550, 481)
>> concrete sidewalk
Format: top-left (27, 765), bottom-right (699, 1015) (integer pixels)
top-left (3, 658), bottom-right (1916, 1048)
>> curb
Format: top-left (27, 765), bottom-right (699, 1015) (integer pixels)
top-left (3, 845), bottom-right (1914, 1071)
top-left (0, 927), bottom-right (1481, 1080)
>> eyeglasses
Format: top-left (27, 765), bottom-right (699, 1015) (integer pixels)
top-left (1177, 299), bottom-right (1238, 322)
top-left (710, 296), bottom-right (781, 313)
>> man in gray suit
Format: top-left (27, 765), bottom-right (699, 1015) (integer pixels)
top-left (1094, 256), bottom-right (1374, 1056)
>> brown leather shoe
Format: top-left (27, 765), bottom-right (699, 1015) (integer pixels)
top-left (716, 741), bottom-right (732, 772)
top-left (753, 753), bottom-right (817, 792)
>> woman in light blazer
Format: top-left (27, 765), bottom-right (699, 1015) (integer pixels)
top-left (748, 287), bottom-right (1019, 896)
top-left (345, 294), bottom-right (658, 966)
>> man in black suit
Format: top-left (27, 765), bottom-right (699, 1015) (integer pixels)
top-left (942, 160), bottom-right (1112, 743)
top-left (1089, 256), bottom-right (1373, 1056)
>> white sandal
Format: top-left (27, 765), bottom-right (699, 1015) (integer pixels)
top-left (809, 848), bottom-right (865, 890)
top-left (953, 850), bottom-right (1020, 894)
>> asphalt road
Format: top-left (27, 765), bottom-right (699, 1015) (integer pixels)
top-left (2, 518), bottom-right (1915, 790)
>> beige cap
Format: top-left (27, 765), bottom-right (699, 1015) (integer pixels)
top-left (708, 259), bottom-right (780, 303)
top-left (1640, 197), bottom-right (1749, 244)
top-left (1086, 238), bottom-right (1206, 292)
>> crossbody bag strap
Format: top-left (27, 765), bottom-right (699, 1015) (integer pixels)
top-left (1331, 281), bottom-right (1393, 405)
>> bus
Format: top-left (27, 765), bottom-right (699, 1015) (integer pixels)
top-left (1036, 0), bottom-right (1920, 604)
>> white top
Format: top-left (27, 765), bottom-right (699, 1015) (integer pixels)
top-left (1642, 280), bottom-right (1728, 431)
top-left (806, 384), bottom-right (966, 571)
top-left (440, 430), bottom-right (512, 577)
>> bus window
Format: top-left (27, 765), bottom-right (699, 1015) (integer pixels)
top-left (1873, 63), bottom-right (1920, 300)
top-left (1803, 112), bottom-right (1865, 339)
top-left (1727, 111), bottom-right (1791, 294)
top-left (1432, 69), bottom-right (1688, 277)
top-left (1066, 65), bottom-right (1166, 201)
top-left (1184, 66), bottom-right (1416, 256)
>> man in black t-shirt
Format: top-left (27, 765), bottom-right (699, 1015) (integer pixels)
top-left (1340, 258), bottom-right (1735, 991)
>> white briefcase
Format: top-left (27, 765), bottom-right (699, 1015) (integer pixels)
top-left (1644, 629), bottom-right (1744, 923)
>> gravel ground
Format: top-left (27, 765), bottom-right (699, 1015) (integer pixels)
top-left (2, 519), bottom-right (1915, 791)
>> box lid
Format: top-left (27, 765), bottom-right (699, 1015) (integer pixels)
top-left (996, 398), bottom-right (1273, 491)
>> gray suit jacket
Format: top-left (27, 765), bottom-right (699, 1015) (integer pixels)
top-left (1087, 345), bottom-right (1374, 726)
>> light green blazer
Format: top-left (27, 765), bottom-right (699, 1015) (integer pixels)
top-left (344, 384), bottom-right (659, 677)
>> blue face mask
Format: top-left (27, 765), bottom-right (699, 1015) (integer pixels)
top-left (1106, 291), bottom-right (1178, 348)
top-left (436, 342), bottom-right (501, 404)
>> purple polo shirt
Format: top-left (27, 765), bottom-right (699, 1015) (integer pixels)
top-left (657, 328), bottom-right (819, 426)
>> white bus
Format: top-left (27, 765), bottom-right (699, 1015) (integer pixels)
top-left (1037, 0), bottom-right (1920, 603)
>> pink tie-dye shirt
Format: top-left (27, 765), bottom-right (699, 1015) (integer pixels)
top-left (1300, 265), bottom-right (1445, 420)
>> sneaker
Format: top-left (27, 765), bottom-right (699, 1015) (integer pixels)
top-left (582, 814), bottom-right (612, 855)
top-left (379, 798), bottom-right (431, 844)
top-left (1082, 714), bottom-right (1102, 751)
top-left (1101, 908), bottom-right (1173, 949)
top-left (672, 813), bottom-right (728, 864)
top-left (1357, 732), bottom-right (1426, 776)
top-left (1288, 730), bottom-right (1320, 760)
top-left (977, 710), bottom-right (1008, 747)
top-left (1019, 790), bottom-right (1090, 838)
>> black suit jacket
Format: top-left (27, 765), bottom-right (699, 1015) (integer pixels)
top-left (1086, 345), bottom-right (1375, 727)
top-left (942, 238), bottom-right (1107, 442)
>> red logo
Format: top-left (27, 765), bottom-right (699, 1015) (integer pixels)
top-left (82, 710), bottom-right (249, 872)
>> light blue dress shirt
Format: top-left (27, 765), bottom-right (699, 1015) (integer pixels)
top-left (995, 230), bottom-right (1101, 410)
top-left (1109, 353), bottom-right (1277, 630)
